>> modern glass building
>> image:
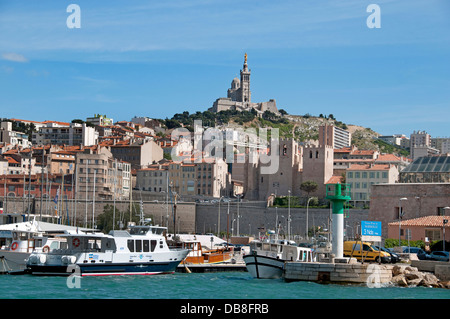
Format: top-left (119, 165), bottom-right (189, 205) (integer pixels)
top-left (399, 155), bottom-right (450, 183)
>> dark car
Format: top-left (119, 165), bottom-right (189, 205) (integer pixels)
top-left (373, 246), bottom-right (400, 263)
top-left (429, 251), bottom-right (449, 262)
top-left (402, 247), bottom-right (430, 260)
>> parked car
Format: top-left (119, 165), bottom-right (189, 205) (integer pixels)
top-left (373, 245), bottom-right (400, 263)
top-left (429, 251), bottom-right (449, 262)
top-left (402, 247), bottom-right (430, 260)
top-left (343, 241), bottom-right (391, 263)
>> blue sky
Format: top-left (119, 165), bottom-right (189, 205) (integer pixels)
top-left (1, 0), bottom-right (449, 137)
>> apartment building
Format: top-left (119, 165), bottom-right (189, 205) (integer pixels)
top-left (346, 163), bottom-right (399, 207)
top-left (319, 124), bottom-right (351, 149)
top-left (33, 122), bottom-right (98, 146)
top-left (136, 162), bottom-right (170, 193)
top-left (86, 114), bottom-right (114, 126)
top-left (0, 121), bottom-right (31, 148)
top-left (333, 146), bottom-right (379, 175)
top-left (76, 147), bottom-right (130, 200)
top-left (410, 130), bottom-right (432, 160)
top-left (410, 130), bottom-right (431, 148)
top-left (136, 158), bottom-right (230, 198)
top-left (48, 150), bottom-right (76, 175)
top-left (110, 139), bottom-right (163, 170)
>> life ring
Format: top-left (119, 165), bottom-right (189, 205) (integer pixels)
top-left (11, 242), bottom-right (18, 251)
top-left (72, 238), bottom-right (81, 248)
top-left (42, 245), bottom-right (50, 253)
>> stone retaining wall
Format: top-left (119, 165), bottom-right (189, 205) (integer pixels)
top-left (284, 262), bottom-right (393, 284)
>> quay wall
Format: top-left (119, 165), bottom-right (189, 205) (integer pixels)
top-left (1, 196), bottom-right (369, 239)
top-left (196, 204), bottom-right (368, 239)
top-left (284, 262), bottom-right (393, 284)
top-left (0, 196), bottom-right (196, 234)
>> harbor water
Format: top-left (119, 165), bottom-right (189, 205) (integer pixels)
top-left (1, 271), bottom-right (449, 299)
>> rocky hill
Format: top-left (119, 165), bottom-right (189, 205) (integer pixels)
top-left (163, 110), bottom-right (409, 156)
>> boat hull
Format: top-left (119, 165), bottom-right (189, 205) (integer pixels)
top-left (243, 254), bottom-right (284, 279)
top-left (27, 260), bottom-right (183, 276)
top-left (0, 251), bottom-right (30, 273)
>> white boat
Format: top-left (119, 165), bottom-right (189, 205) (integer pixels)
top-left (26, 225), bottom-right (190, 276)
top-left (243, 239), bottom-right (314, 279)
top-left (0, 220), bottom-right (68, 274)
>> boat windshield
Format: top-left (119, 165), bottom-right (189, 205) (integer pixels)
top-left (129, 227), bottom-right (150, 235)
top-left (129, 226), bottom-right (166, 236)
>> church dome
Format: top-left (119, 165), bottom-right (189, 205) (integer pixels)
top-left (231, 77), bottom-right (240, 89)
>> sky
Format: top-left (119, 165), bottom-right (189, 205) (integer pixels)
top-left (0, 0), bottom-right (449, 137)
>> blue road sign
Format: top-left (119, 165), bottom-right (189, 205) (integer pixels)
top-left (361, 221), bottom-right (382, 237)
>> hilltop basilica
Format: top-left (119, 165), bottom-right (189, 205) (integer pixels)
top-left (209, 54), bottom-right (279, 115)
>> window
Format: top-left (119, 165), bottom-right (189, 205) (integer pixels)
top-left (150, 240), bottom-right (157, 252)
top-left (425, 229), bottom-right (440, 241)
top-left (135, 240), bottom-right (142, 252)
top-left (127, 239), bottom-right (134, 252)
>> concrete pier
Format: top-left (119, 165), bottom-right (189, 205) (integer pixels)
top-left (284, 261), bottom-right (393, 284)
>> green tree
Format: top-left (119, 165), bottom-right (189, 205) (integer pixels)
top-left (300, 180), bottom-right (318, 198)
top-left (97, 204), bottom-right (144, 234)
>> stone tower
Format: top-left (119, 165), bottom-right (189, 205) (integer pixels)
top-left (256, 138), bottom-right (302, 200)
top-left (301, 144), bottom-right (334, 199)
top-left (240, 53), bottom-right (251, 103)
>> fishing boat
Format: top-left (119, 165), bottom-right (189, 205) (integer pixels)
top-left (0, 220), bottom-right (69, 274)
top-left (26, 225), bottom-right (190, 276)
top-left (243, 239), bottom-right (314, 279)
top-left (180, 241), bottom-right (234, 265)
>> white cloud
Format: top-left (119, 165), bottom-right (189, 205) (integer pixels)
top-left (2, 52), bottom-right (28, 63)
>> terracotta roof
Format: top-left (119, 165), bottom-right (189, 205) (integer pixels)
top-left (4, 156), bottom-right (20, 164)
top-left (348, 164), bottom-right (392, 171)
top-left (389, 215), bottom-right (450, 227)
top-left (326, 175), bottom-right (344, 184)
top-left (42, 120), bottom-right (71, 126)
top-left (10, 118), bottom-right (44, 124)
top-left (376, 154), bottom-right (401, 162)
top-left (351, 150), bottom-right (376, 156)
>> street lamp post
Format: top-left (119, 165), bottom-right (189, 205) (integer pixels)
top-left (218, 196), bottom-right (224, 236)
top-left (399, 197), bottom-right (408, 248)
top-left (288, 190), bottom-right (291, 241)
top-left (226, 201), bottom-right (230, 245)
top-left (306, 197), bottom-right (313, 241)
top-left (237, 195), bottom-right (241, 237)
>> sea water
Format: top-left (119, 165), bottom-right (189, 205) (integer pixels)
top-left (0, 272), bottom-right (449, 300)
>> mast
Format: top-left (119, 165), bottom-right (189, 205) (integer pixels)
top-left (113, 159), bottom-right (117, 231)
top-left (92, 169), bottom-right (96, 229)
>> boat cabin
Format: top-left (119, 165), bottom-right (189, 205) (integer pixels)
top-left (250, 240), bottom-right (314, 262)
top-left (0, 229), bottom-right (65, 253)
top-left (65, 226), bottom-right (169, 254)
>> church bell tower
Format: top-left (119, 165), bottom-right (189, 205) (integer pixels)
top-left (240, 53), bottom-right (251, 103)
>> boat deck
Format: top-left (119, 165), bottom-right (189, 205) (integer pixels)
top-left (177, 261), bottom-right (247, 273)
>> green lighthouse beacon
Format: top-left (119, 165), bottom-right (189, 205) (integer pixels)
top-left (326, 183), bottom-right (351, 259)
